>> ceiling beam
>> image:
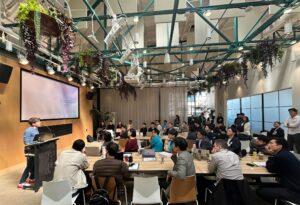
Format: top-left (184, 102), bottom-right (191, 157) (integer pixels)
top-left (168, 0), bottom-right (180, 53)
top-left (2, 0), bottom-right (288, 28)
top-left (87, 0), bottom-right (103, 16)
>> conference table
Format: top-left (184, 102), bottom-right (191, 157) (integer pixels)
top-left (86, 152), bottom-right (274, 177)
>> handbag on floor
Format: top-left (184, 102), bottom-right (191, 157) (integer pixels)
top-left (89, 189), bottom-right (110, 205)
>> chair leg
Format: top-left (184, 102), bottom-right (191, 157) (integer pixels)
top-left (275, 199), bottom-right (277, 205)
top-left (82, 189), bottom-right (86, 205)
top-left (123, 185), bottom-right (128, 205)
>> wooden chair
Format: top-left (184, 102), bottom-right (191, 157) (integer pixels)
top-left (168, 175), bottom-right (198, 205)
top-left (92, 175), bottom-right (127, 205)
top-left (118, 139), bottom-right (129, 151)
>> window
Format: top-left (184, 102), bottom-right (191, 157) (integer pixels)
top-left (226, 88), bottom-right (292, 133)
top-left (187, 91), bottom-right (213, 117)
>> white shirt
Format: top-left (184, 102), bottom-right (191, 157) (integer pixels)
top-left (208, 149), bottom-right (244, 181)
top-left (285, 115), bottom-right (300, 135)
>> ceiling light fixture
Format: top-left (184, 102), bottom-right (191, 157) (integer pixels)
top-left (66, 74), bottom-right (73, 82)
top-left (189, 58), bottom-right (194, 66)
top-left (90, 84), bottom-right (95, 90)
top-left (5, 40), bottom-right (12, 52)
top-left (238, 46), bottom-right (244, 51)
top-left (46, 64), bottom-right (55, 75)
top-left (284, 22), bottom-right (293, 34)
top-left (56, 65), bottom-right (61, 72)
top-left (133, 16), bottom-right (139, 23)
top-left (204, 10), bottom-right (212, 17)
top-left (81, 78), bottom-right (86, 87)
top-left (18, 53), bottom-right (29, 65)
top-left (164, 52), bottom-right (171, 64)
top-left (143, 60), bottom-right (147, 68)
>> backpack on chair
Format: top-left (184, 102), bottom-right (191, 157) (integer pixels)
top-left (89, 189), bottom-right (110, 205)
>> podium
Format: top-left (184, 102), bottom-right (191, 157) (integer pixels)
top-left (25, 138), bottom-right (59, 192)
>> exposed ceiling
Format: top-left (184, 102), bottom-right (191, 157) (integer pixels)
top-left (1, 0), bottom-right (300, 84)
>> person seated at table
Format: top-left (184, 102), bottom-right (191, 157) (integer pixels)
top-left (209, 139), bottom-right (243, 181)
top-left (93, 142), bottom-right (129, 191)
top-left (106, 120), bottom-right (115, 131)
top-left (205, 124), bottom-right (217, 141)
top-left (227, 126), bottom-right (241, 155)
top-left (140, 122), bottom-right (148, 137)
top-left (163, 137), bottom-right (196, 197)
top-left (196, 130), bottom-right (212, 150)
top-left (148, 122), bottom-right (156, 133)
top-left (120, 125), bottom-right (128, 139)
top-left (268, 121), bottom-right (285, 139)
top-left (194, 122), bottom-right (202, 132)
top-left (164, 122), bottom-right (175, 135)
top-left (149, 128), bottom-right (163, 152)
top-left (54, 139), bottom-right (89, 204)
top-left (127, 120), bottom-right (134, 130)
top-left (187, 125), bottom-right (197, 140)
top-left (180, 121), bottom-right (189, 132)
top-left (100, 131), bottom-right (113, 153)
top-left (257, 138), bottom-right (300, 204)
top-left (166, 129), bottom-right (178, 153)
top-left (98, 121), bottom-right (106, 130)
top-left (115, 121), bottom-right (123, 137)
top-left (156, 120), bottom-right (163, 134)
top-left (249, 134), bottom-right (270, 154)
top-left (162, 120), bottom-right (168, 132)
top-left (125, 130), bottom-right (139, 152)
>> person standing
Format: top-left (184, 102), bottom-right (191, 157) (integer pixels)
top-left (268, 121), bottom-right (285, 139)
top-left (216, 113), bottom-right (224, 124)
top-left (285, 108), bottom-right (300, 153)
top-left (227, 126), bottom-right (241, 155)
top-left (18, 117), bottom-right (41, 189)
top-left (174, 115), bottom-right (181, 127)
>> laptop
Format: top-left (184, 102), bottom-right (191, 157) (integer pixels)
top-left (85, 146), bottom-right (100, 156)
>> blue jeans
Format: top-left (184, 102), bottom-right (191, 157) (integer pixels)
top-left (19, 156), bottom-right (34, 184)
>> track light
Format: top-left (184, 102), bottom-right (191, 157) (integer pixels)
top-left (56, 65), bottom-right (61, 72)
top-left (81, 78), bottom-right (86, 87)
top-left (284, 8), bottom-right (293, 14)
top-left (133, 16), bottom-right (139, 23)
top-left (66, 74), bottom-right (73, 82)
top-left (46, 64), bottom-right (55, 75)
top-left (284, 22), bottom-right (293, 34)
top-left (204, 10), bottom-right (212, 17)
top-left (143, 60), bottom-right (147, 68)
top-left (90, 84), bottom-right (95, 90)
top-left (143, 50), bottom-right (147, 54)
top-left (189, 58), bottom-right (194, 66)
top-left (18, 53), bottom-right (29, 65)
top-left (5, 40), bottom-right (12, 52)
top-left (182, 73), bottom-right (185, 79)
top-left (164, 52), bottom-right (171, 64)
top-left (238, 46), bottom-right (244, 51)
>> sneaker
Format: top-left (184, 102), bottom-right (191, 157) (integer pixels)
top-left (17, 183), bottom-right (31, 189)
top-left (28, 179), bottom-right (35, 184)
top-left (17, 184), bottom-right (23, 189)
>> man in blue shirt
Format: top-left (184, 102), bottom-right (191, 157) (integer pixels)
top-left (18, 117), bottom-right (41, 189)
top-left (150, 128), bottom-right (163, 152)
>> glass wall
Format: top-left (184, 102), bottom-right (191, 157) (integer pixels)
top-left (227, 88), bottom-right (292, 133)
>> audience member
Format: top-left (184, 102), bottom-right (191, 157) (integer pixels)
top-left (249, 134), bottom-right (270, 154)
top-left (234, 113), bottom-right (244, 132)
top-left (148, 122), bottom-right (156, 132)
top-left (54, 139), bottom-right (89, 204)
top-left (120, 125), bottom-right (128, 139)
top-left (174, 115), bottom-right (181, 127)
top-left (162, 120), bottom-right (168, 131)
top-left (164, 122), bottom-right (175, 135)
top-left (106, 120), bottom-right (115, 131)
top-left (227, 126), bottom-right (241, 155)
top-left (241, 116), bottom-right (251, 136)
top-left (285, 108), bottom-right (300, 153)
top-left (194, 122), bottom-right (202, 132)
top-left (93, 142), bottom-right (129, 190)
top-left (156, 120), bottom-right (163, 134)
top-left (205, 124), bottom-right (216, 141)
top-left (268, 121), bottom-right (285, 139)
top-left (18, 117), bottom-right (41, 189)
top-left (216, 113), bottom-right (224, 124)
top-left (149, 128), bottom-right (163, 152)
top-left (257, 138), bottom-right (300, 204)
top-left (199, 113), bottom-right (206, 127)
top-left (140, 122), bottom-right (148, 137)
top-left (209, 139), bottom-right (243, 181)
top-left (187, 125), bottom-right (197, 140)
top-left (180, 121), bottom-right (189, 132)
top-left (166, 128), bottom-right (178, 152)
top-left (125, 129), bottom-right (139, 152)
top-left (98, 121), bottom-right (106, 130)
top-left (127, 120), bottom-right (134, 130)
top-left (101, 131), bottom-right (113, 153)
top-left (115, 121), bottom-right (123, 137)
top-left (196, 130), bottom-right (212, 150)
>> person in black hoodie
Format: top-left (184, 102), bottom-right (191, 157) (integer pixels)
top-left (226, 126), bottom-right (241, 155)
top-left (257, 138), bottom-right (300, 204)
top-left (140, 122), bottom-right (148, 137)
top-left (268, 121), bottom-right (285, 139)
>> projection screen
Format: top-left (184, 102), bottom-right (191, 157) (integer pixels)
top-left (21, 70), bottom-right (79, 121)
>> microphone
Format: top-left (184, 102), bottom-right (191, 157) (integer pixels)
top-left (41, 125), bottom-right (56, 138)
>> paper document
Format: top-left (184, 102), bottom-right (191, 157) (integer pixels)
top-left (129, 163), bottom-right (139, 171)
top-left (159, 152), bottom-right (173, 158)
top-left (253, 161), bottom-right (266, 167)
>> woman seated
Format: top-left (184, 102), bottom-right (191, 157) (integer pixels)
top-left (125, 130), bottom-right (139, 152)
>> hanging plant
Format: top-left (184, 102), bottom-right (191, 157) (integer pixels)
top-left (242, 40), bottom-right (284, 78)
top-left (221, 62), bottom-right (242, 81)
top-left (118, 75), bottom-right (137, 100)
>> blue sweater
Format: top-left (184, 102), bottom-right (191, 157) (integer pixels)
top-left (150, 135), bottom-right (163, 152)
top-left (266, 150), bottom-right (300, 192)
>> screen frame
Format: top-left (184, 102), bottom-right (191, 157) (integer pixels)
top-left (20, 68), bottom-right (80, 122)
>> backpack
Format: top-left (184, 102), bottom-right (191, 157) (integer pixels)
top-left (89, 189), bottom-right (110, 205)
top-left (87, 135), bottom-right (94, 142)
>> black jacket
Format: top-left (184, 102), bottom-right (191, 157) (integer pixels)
top-left (266, 150), bottom-right (300, 193)
top-left (140, 127), bottom-right (147, 136)
top-left (228, 136), bottom-right (241, 155)
top-left (268, 127), bottom-right (285, 139)
top-left (195, 138), bottom-right (212, 150)
top-left (217, 116), bottom-right (224, 124)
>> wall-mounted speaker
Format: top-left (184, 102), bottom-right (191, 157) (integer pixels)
top-left (0, 63), bottom-right (13, 84)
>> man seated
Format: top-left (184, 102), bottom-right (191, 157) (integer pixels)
top-left (268, 121), bottom-right (285, 139)
top-left (125, 129), bottom-right (139, 152)
top-left (205, 124), bottom-right (217, 141)
top-left (164, 137), bottom-right (196, 197)
top-left (257, 138), bottom-right (300, 204)
top-left (148, 122), bottom-right (156, 132)
top-left (106, 120), bottom-right (115, 131)
top-left (119, 125), bottom-right (128, 139)
top-left (187, 125), bottom-right (197, 140)
top-left (166, 128), bottom-right (178, 152)
top-left (149, 128), bottom-right (163, 152)
top-left (196, 130), bottom-right (212, 150)
top-left (93, 142), bottom-right (129, 189)
top-left (227, 126), bottom-right (241, 155)
top-left (140, 122), bottom-right (148, 137)
top-left (54, 139), bottom-right (89, 204)
top-left (209, 139), bottom-right (243, 181)
top-left (249, 134), bottom-right (270, 154)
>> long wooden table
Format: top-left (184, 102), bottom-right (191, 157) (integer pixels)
top-left (86, 152), bottom-right (274, 177)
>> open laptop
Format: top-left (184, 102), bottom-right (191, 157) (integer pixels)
top-left (85, 146), bottom-right (100, 156)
